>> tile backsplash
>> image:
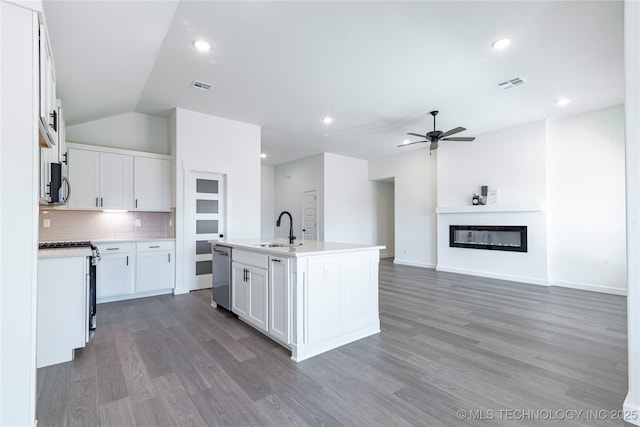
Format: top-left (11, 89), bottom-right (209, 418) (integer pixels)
top-left (39, 209), bottom-right (175, 241)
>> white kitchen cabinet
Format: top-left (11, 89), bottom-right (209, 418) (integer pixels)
top-left (232, 262), bottom-right (269, 331)
top-left (247, 266), bottom-right (268, 332)
top-left (96, 243), bottom-right (134, 301)
top-left (232, 262), bottom-right (249, 317)
top-left (67, 148), bottom-right (133, 210)
top-left (232, 250), bottom-right (269, 332)
top-left (136, 241), bottom-right (174, 293)
top-left (37, 255), bottom-right (89, 368)
top-left (268, 256), bottom-right (291, 345)
top-left (134, 156), bottom-right (170, 211)
top-left (38, 23), bottom-right (57, 149)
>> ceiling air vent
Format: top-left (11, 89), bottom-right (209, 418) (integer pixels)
top-left (496, 76), bottom-right (526, 90)
top-left (190, 80), bottom-right (212, 91)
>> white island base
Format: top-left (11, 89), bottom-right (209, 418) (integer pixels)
top-left (215, 240), bottom-right (383, 362)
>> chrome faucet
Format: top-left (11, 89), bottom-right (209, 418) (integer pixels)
top-left (276, 211), bottom-right (296, 244)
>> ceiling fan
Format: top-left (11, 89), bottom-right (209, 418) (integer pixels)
top-left (399, 110), bottom-right (475, 151)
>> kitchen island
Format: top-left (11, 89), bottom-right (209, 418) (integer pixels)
top-left (213, 239), bottom-right (384, 362)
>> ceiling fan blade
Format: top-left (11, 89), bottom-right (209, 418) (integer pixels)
top-left (440, 127), bottom-right (466, 138)
top-left (406, 132), bottom-right (426, 138)
top-left (397, 140), bottom-right (427, 147)
top-left (442, 136), bottom-right (475, 142)
top-left (430, 141), bottom-right (438, 150)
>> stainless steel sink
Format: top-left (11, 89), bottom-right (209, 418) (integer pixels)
top-left (255, 242), bottom-right (303, 248)
top-left (256, 243), bottom-right (288, 248)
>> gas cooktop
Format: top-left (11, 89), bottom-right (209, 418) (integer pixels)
top-left (38, 241), bottom-right (92, 249)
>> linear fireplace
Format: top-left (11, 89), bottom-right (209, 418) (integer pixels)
top-left (449, 225), bottom-right (528, 252)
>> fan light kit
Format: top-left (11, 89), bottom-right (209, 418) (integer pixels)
top-left (555, 98), bottom-right (571, 106)
top-left (492, 38), bottom-right (511, 50)
top-left (322, 116), bottom-right (333, 124)
top-left (399, 110), bottom-right (476, 152)
top-left (193, 39), bottom-right (211, 51)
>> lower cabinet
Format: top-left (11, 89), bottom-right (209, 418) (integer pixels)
top-left (232, 260), bottom-right (268, 332)
top-left (37, 255), bottom-right (89, 368)
top-left (231, 250), bottom-right (291, 344)
top-left (96, 243), bottom-right (134, 299)
top-left (96, 240), bottom-right (174, 303)
top-left (269, 256), bottom-right (290, 345)
top-left (136, 241), bottom-right (175, 293)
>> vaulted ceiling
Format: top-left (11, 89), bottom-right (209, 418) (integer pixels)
top-left (43, 1), bottom-right (624, 165)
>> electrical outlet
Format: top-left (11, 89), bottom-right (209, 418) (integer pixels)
top-left (135, 219), bottom-right (142, 227)
top-left (169, 219), bottom-right (173, 227)
top-left (43, 219), bottom-right (51, 228)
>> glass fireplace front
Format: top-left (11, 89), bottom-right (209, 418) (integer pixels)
top-left (449, 225), bottom-right (527, 252)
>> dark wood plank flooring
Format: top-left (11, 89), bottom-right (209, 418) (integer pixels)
top-left (37, 259), bottom-right (629, 426)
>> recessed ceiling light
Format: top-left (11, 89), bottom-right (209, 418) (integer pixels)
top-left (193, 39), bottom-right (211, 51)
top-left (322, 116), bottom-right (333, 124)
top-left (555, 98), bottom-right (571, 106)
top-left (260, 153), bottom-right (267, 158)
top-left (492, 38), bottom-right (511, 50)
top-left (401, 139), bottom-right (411, 145)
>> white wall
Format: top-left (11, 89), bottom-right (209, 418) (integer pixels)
top-left (324, 153), bottom-right (375, 244)
top-left (369, 149), bottom-right (437, 268)
top-left (173, 108), bottom-right (261, 293)
top-left (374, 180), bottom-right (395, 258)
top-left (261, 165), bottom-right (275, 239)
top-left (624, 0), bottom-right (640, 423)
top-left (0, 3), bottom-right (39, 425)
top-left (274, 154), bottom-right (324, 241)
top-left (437, 120), bottom-right (547, 207)
top-left (547, 105), bottom-right (626, 294)
top-left (435, 121), bottom-right (548, 285)
top-left (66, 112), bottom-right (169, 154)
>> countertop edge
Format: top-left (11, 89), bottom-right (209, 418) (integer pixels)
top-left (212, 240), bottom-right (385, 257)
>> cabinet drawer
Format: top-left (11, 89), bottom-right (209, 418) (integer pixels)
top-left (96, 242), bottom-right (134, 254)
top-left (233, 250), bottom-right (268, 269)
top-left (136, 241), bottom-right (174, 252)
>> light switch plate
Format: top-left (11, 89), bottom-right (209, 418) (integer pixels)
top-left (43, 219), bottom-right (51, 228)
top-left (135, 219), bottom-right (142, 227)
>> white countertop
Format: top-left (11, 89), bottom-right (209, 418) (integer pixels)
top-left (91, 237), bottom-right (175, 243)
top-left (38, 247), bottom-right (93, 259)
top-left (211, 239), bottom-right (385, 257)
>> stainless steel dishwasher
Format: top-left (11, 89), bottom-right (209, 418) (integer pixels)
top-left (212, 244), bottom-right (232, 310)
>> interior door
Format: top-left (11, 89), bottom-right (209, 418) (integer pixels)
top-left (187, 171), bottom-right (226, 291)
top-left (302, 189), bottom-right (318, 241)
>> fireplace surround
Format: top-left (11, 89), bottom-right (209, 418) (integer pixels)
top-left (449, 225), bottom-right (528, 252)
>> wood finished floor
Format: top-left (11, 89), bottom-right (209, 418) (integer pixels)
top-left (37, 259), bottom-right (629, 426)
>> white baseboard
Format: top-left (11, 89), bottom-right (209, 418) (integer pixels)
top-left (550, 279), bottom-right (627, 296)
top-left (624, 394), bottom-right (640, 426)
top-left (436, 265), bottom-right (549, 286)
top-left (394, 259), bottom-right (436, 269)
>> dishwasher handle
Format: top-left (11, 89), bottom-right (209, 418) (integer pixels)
top-left (213, 250), bottom-right (229, 256)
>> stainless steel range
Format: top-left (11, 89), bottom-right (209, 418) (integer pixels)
top-left (38, 241), bottom-right (100, 329)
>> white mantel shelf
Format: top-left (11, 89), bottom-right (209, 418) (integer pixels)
top-left (436, 203), bottom-right (544, 214)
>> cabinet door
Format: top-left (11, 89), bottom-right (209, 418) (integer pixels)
top-left (247, 266), bottom-right (268, 332)
top-left (99, 152), bottom-right (133, 210)
top-left (38, 24), bottom-right (57, 148)
top-left (37, 256), bottom-right (87, 368)
top-left (67, 148), bottom-right (99, 209)
top-left (136, 250), bottom-right (174, 293)
top-left (97, 252), bottom-right (133, 299)
top-left (269, 257), bottom-right (290, 344)
top-left (231, 262), bottom-right (248, 317)
top-left (134, 157), bottom-right (170, 211)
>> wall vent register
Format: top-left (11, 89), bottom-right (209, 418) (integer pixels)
top-left (449, 225), bottom-right (527, 252)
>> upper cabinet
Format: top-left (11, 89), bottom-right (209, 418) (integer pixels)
top-left (38, 24), bottom-right (57, 149)
top-left (67, 148), bottom-right (133, 210)
top-left (66, 143), bottom-right (171, 211)
top-left (134, 156), bottom-right (171, 211)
